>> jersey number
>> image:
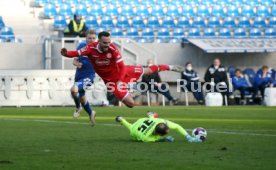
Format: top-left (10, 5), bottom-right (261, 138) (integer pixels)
top-left (138, 120), bottom-right (154, 132)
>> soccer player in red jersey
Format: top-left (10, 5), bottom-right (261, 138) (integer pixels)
top-left (61, 31), bottom-right (183, 108)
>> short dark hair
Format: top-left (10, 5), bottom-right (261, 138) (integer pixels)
top-left (98, 31), bottom-right (110, 39)
top-left (235, 69), bottom-right (241, 73)
top-left (155, 123), bottom-right (169, 136)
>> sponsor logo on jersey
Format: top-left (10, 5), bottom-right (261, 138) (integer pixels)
top-left (80, 47), bottom-right (87, 52)
top-left (107, 53), bottom-right (112, 58)
top-left (95, 59), bottom-right (111, 66)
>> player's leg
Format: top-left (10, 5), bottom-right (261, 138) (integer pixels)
top-left (71, 85), bottom-right (82, 117)
top-left (143, 64), bottom-right (185, 75)
top-left (79, 93), bottom-right (96, 126)
top-left (115, 116), bottom-right (132, 131)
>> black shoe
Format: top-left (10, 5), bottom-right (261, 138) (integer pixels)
top-left (115, 116), bottom-right (123, 122)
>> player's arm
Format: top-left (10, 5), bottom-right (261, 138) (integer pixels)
top-left (61, 45), bottom-right (90, 58)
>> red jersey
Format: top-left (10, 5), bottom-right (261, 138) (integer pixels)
top-left (66, 42), bottom-right (125, 82)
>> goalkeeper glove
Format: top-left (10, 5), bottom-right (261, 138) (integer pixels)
top-left (185, 135), bottom-right (202, 143)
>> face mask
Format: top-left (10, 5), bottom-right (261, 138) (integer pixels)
top-left (186, 66), bottom-right (192, 71)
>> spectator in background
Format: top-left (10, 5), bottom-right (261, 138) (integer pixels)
top-left (180, 62), bottom-right (204, 104)
top-left (232, 69), bottom-right (255, 105)
top-left (204, 58), bottom-right (230, 103)
top-left (140, 59), bottom-right (178, 105)
top-left (254, 65), bottom-right (275, 99)
top-left (64, 15), bottom-right (88, 37)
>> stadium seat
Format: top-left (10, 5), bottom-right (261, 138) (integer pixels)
top-left (261, 0), bottom-right (274, 6)
top-left (95, 27), bottom-right (105, 34)
top-left (216, 0), bottom-right (228, 6)
top-left (43, 4), bottom-right (57, 18)
top-left (253, 17), bottom-right (266, 28)
top-left (53, 15), bottom-right (67, 29)
top-left (246, 0), bottom-right (260, 6)
top-left (157, 28), bottom-right (170, 37)
top-left (208, 16), bottom-right (221, 28)
top-left (49, 0), bottom-right (63, 6)
top-left (264, 28), bottom-right (276, 38)
top-left (121, 4), bottom-right (135, 17)
top-left (89, 5), bottom-right (103, 17)
top-left (126, 0), bottom-right (140, 6)
top-left (66, 0), bottom-right (78, 6)
top-left (132, 16), bottom-right (146, 28)
top-left (223, 17), bottom-right (236, 28)
top-left (147, 16), bottom-right (160, 28)
top-left (188, 28), bottom-right (201, 38)
top-left (173, 28), bottom-right (184, 37)
top-left (168, 38), bottom-right (182, 43)
top-left (155, 38), bottom-right (169, 43)
top-left (170, 0), bottom-right (185, 6)
top-left (241, 5), bottom-right (256, 17)
top-left (203, 28), bottom-right (216, 37)
top-left (231, 0), bottom-right (245, 6)
top-left (112, 0), bottom-right (125, 6)
top-left (116, 16), bottom-right (129, 28)
top-left (135, 37), bottom-right (149, 43)
top-left (272, 5), bottom-right (276, 16)
top-left (0, 16), bottom-right (5, 29)
top-left (33, 0), bottom-right (47, 7)
top-left (136, 5), bottom-right (150, 17)
top-left (85, 16), bottom-right (99, 29)
top-left (237, 17), bottom-right (251, 28)
top-left (233, 28), bottom-right (247, 38)
top-left (75, 4), bottom-right (89, 17)
top-left (182, 5), bottom-right (195, 17)
top-left (156, 0), bottom-right (170, 6)
top-left (257, 5), bottom-right (270, 18)
top-left (197, 5), bottom-right (210, 17)
top-left (142, 27), bottom-right (155, 42)
top-left (201, 0), bottom-right (216, 6)
top-left (186, 0), bottom-right (202, 6)
top-left (111, 28), bottom-right (124, 37)
top-left (142, 0), bottom-right (156, 6)
top-left (162, 16), bottom-right (175, 28)
top-left (10, 38), bottom-right (23, 43)
top-left (59, 4), bottom-right (73, 18)
top-left (227, 5), bottom-right (240, 17)
top-left (249, 28), bottom-right (263, 38)
top-left (192, 17), bottom-right (206, 28)
top-left (166, 5), bottom-right (180, 17)
top-left (243, 68), bottom-right (255, 86)
top-left (105, 4), bottom-right (119, 17)
top-left (151, 5), bottom-right (165, 17)
top-left (177, 16), bottom-right (191, 28)
top-left (0, 27), bottom-right (14, 41)
top-left (228, 66), bottom-right (236, 78)
top-left (269, 17), bottom-right (276, 28)
top-left (211, 5), bottom-right (226, 17)
top-left (218, 28), bottom-right (232, 38)
top-left (94, 0), bottom-right (110, 6)
top-left (100, 16), bottom-right (115, 28)
top-left (126, 27), bottom-right (139, 37)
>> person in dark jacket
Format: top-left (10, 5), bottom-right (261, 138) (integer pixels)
top-left (232, 69), bottom-right (255, 105)
top-left (141, 59), bottom-right (178, 105)
top-left (254, 65), bottom-right (274, 99)
top-left (64, 15), bottom-right (88, 37)
top-left (180, 62), bottom-right (204, 104)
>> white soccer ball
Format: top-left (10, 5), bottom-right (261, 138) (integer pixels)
top-left (192, 127), bottom-right (207, 141)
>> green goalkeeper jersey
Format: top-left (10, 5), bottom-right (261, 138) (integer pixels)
top-left (130, 117), bottom-right (188, 142)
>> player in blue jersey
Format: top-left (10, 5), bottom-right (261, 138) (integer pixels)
top-left (71, 30), bottom-right (97, 126)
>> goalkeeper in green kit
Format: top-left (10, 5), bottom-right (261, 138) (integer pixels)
top-left (115, 112), bottom-right (203, 143)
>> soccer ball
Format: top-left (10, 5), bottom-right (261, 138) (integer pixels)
top-left (192, 127), bottom-right (207, 141)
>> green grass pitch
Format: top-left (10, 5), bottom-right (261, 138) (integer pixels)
top-left (0, 106), bottom-right (276, 170)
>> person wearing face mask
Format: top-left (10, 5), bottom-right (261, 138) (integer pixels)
top-left (180, 62), bottom-right (204, 104)
top-left (204, 58), bottom-right (229, 104)
top-left (64, 15), bottom-right (88, 37)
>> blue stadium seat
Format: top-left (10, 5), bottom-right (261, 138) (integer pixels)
top-left (132, 16), bottom-right (146, 28)
top-left (89, 4), bottom-right (104, 17)
top-left (34, 0), bottom-right (47, 7)
top-left (269, 17), bottom-right (276, 27)
top-left (186, 0), bottom-right (202, 6)
top-left (49, 0), bottom-right (63, 6)
top-left (201, 0), bottom-right (216, 6)
top-left (208, 16), bottom-right (221, 28)
top-left (66, 0), bottom-right (78, 6)
top-left (43, 4), bottom-right (57, 18)
top-left (100, 16), bottom-right (115, 28)
top-left (168, 38), bottom-right (182, 43)
top-left (197, 5), bottom-right (210, 17)
top-left (192, 17), bottom-right (206, 28)
top-left (59, 4), bottom-right (73, 18)
top-left (0, 27), bottom-right (15, 41)
top-left (157, 28), bottom-right (170, 37)
top-left (126, 0), bottom-right (140, 6)
top-left (142, 27), bottom-right (154, 37)
top-left (142, 0), bottom-right (156, 6)
top-left (156, 0), bottom-right (170, 6)
top-left (166, 5), bottom-right (180, 17)
top-left (95, 0), bottom-right (110, 6)
top-left (173, 28), bottom-right (184, 37)
top-left (151, 5), bottom-right (165, 17)
top-left (112, 0), bottom-right (125, 6)
top-left (223, 17), bottom-right (236, 28)
top-left (85, 16), bottom-right (98, 29)
top-left (81, 0), bottom-right (93, 6)
top-left (242, 5), bottom-right (256, 17)
top-left (53, 15), bottom-right (67, 29)
top-left (147, 16), bottom-right (160, 28)
top-left (135, 37), bottom-right (149, 43)
top-left (253, 17), bottom-right (266, 28)
top-left (257, 5), bottom-right (270, 17)
top-left (155, 38), bottom-right (169, 43)
top-left (249, 28), bottom-right (262, 38)
top-left (261, 0), bottom-right (274, 6)
top-left (116, 16), bottom-right (129, 28)
top-left (238, 17), bottom-right (251, 28)
top-left (177, 16), bottom-right (190, 28)
top-left (0, 37), bottom-right (6, 42)
top-left (111, 28), bottom-right (124, 37)
top-left (170, 0), bottom-right (185, 6)
top-left (218, 28), bottom-right (232, 38)
top-left (95, 27), bottom-right (105, 34)
top-left (231, 0), bottom-right (245, 6)
top-left (264, 28), bottom-right (276, 38)
top-left (216, 0), bottom-right (228, 6)
top-left (136, 5), bottom-right (150, 17)
top-left (227, 5), bottom-right (240, 17)
top-left (243, 68), bottom-right (255, 85)
top-left (203, 28), bottom-right (216, 37)
top-left (272, 5), bottom-right (276, 16)
top-left (162, 16), bottom-right (175, 28)
top-left (234, 28), bottom-right (247, 38)
top-left (212, 5), bottom-right (226, 17)
top-left (126, 27), bottom-right (139, 37)
top-left (10, 38), bottom-right (22, 43)
top-left (121, 4), bottom-right (135, 17)
top-left (0, 16), bottom-right (5, 29)
top-left (105, 4), bottom-right (119, 17)
top-left (246, 0), bottom-right (260, 6)
top-left (182, 5), bottom-right (195, 17)
top-left (228, 66), bottom-right (236, 78)
top-left (188, 28), bottom-right (201, 37)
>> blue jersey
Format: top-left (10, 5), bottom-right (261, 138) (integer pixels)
top-left (254, 68), bottom-right (274, 86)
top-left (232, 75), bottom-right (250, 89)
top-left (74, 42), bottom-right (96, 82)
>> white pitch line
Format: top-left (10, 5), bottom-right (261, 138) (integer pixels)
top-left (1, 118), bottom-right (276, 137)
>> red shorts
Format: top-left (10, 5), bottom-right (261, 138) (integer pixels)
top-left (105, 65), bottom-right (144, 101)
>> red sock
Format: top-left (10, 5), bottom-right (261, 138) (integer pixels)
top-left (158, 64), bottom-right (170, 71)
